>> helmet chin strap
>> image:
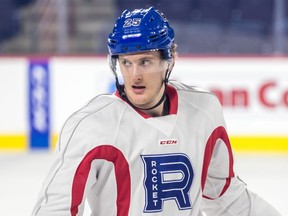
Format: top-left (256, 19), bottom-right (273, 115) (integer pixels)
top-left (115, 62), bottom-right (172, 111)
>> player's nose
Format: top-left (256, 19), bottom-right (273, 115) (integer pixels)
top-left (131, 70), bottom-right (143, 84)
top-left (130, 65), bottom-right (143, 77)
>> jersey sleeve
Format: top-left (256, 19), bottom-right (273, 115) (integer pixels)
top-left (31, 95), bottom-right (130, 216)
top-left (201, 95), bottom-right (281, 216)
top-left (31, 96), bottom-right (111, 216)
top-left (31, 112), bottom-right (90, 216)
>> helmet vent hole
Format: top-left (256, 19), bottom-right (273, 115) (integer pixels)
top-left (160, 31), bottom-right (167, 38)
top-left (149, 34), bottom-right (159, 42)
top-left (109, 39), bottom-right (117, 46)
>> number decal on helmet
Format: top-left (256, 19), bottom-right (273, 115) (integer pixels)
top-left (123, 18), bottom-right (141, 28)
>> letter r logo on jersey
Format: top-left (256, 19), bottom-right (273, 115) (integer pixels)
top-left (141, 153), bottom-right (194, 213)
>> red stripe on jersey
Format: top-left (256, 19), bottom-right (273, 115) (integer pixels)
top-left (201, 126), bottom-right (234, 199)
top-left (70, 145), bottom-right (131, 216)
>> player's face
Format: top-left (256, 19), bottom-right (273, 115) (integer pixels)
top-left (118, 51), bottom-right (168, 110)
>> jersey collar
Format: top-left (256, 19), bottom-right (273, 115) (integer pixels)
top-left (115, 84), bottom-right (178, 119)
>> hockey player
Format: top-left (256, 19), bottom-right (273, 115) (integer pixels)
top-left (32, 7), bottom-right (281, 216)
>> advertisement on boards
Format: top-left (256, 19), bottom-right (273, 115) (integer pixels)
top-left (28, 60), bottom-right (50, 149)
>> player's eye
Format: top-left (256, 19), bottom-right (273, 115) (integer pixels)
top-left (120, 59), bottom-right (131, 66)
top-left (140, 59), bottom-right (150, 66)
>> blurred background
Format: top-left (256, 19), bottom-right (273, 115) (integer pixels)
top-left (0, 0), bottom-right (288, 55)
top-left (0, 0), bottom-right (287, 215)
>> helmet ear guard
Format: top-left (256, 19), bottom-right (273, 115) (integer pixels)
top-left (108, 54), bottom-right (126, 97)
top-left (108, 54), bottom-right (117, 74)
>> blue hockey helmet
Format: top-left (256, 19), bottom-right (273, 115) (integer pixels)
top-left (108, 7), bottom-right (175, 60)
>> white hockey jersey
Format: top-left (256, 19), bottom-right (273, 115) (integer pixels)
top-left (32, 81), bottom-right (281, 216)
